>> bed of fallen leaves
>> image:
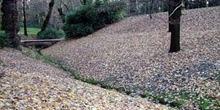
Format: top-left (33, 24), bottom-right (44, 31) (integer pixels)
top-left (43, 7), bottom-right (220, 109)
top-left (0, 49), bottom-right (172, 109)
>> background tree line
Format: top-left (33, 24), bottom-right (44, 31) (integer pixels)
top-left (0, 0), bottom-right (219, 51)
top-left (0, 0), bottom-right (220, 30)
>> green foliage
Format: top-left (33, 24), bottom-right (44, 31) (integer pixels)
top-left (63, 1), bottom-right (126, 38)
top-left (19, 22), bottom-right (41, 29)
top-left (80, 0), bottom-right (93, 5)
top-left (82, 78), bottom-right (99, 85)
top-left (125, 89), bottom-right (132, 95)
top-left (19, 27), bottom-right (40, 35)
top-left (95, 1), bottom-right (127, 24)
top-left (100, 82), bottom-right (113, 89)
top-left (196, 96), bottom-right (213, 110)
top-left (37, 28), bottom-right (64, 39)
top-left (142, 90), bottom-right (150, 97)
top-left (0, 32), bottom-right (11, 48)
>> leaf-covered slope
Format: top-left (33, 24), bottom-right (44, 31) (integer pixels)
top-left (0, 48), bottom-right (171, 109)
top-left (42, 7), bottom-right (220, 109)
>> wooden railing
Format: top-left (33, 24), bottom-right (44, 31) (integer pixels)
top-left (20, 38), bottom-right (65, 48)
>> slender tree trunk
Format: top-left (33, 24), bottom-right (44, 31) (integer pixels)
top-left (57, 1), bottom-right (67, 23)
top-left (38, 0), bottom-right (55, 34)
top-left (23, 0), bottom-right (28, 36)
top-left (129, 0), bottom-right (136, 15)
top-left (62, 2), bottom-right (70, 12)
top-left (58, 1), bottom-right (65, 23)
top-left (1, 0), bottom-right (20, 48)
top-left (169, 0), bottom-right (182, 52)
top-left (149, 0), bottom-right (153, 19)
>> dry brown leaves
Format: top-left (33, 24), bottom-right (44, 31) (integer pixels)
top-left (42, 7), bottom-right (220, 109)
top-left (0, 49), bottom-right (171, 109)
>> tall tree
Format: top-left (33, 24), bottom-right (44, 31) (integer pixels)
top-left (58, 0), bottom-right (69, 23)
top-left (38, 0), bottom-right (55, 34)
top-left (1, 0), bottom-right (20, 48)
top-left (169, 0), bottom-right (182, 52)
top-left (168, 1), bottom-right (173, 32)
top-left (23, 0), bottom-right (28, 36)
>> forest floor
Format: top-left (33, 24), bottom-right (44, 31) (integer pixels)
top-left (0, 48), bottom-right (171, 109)
top-left (42, 7), bottom-right (220, 109)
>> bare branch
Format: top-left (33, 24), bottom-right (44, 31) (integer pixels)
top-left (169, 1), bottom-right (182, 18)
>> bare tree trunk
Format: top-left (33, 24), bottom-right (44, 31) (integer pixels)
top-left (1, 0), bottom-right (20, 48)
top-left (169, 0), bottom-right (182, 52)
top-left (39, 0), bottom-right (55, 33)
top-left (58, 8), bottom-right (65, 23)
top-left (23, 0), bottom-right (28, 36)
top-left (58, 1), bottom-right (65, 23)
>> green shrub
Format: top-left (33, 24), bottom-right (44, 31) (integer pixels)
top-left (63, 5), bottom-right (99, 37)
top-left (63, 1), bottom-right (126, 38)
top-left (37, 28), bottom-right (64, 39)
top-left (95, 1), bottom-right (127, 24)
top-left (0, 32), bottom-right (11, 48)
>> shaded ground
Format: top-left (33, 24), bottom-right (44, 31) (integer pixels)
top-left (43, 7), bottom-right (220, 109)
top-left (0, 48), bottom-right (171, 109)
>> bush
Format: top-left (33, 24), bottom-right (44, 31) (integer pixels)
top-left (0, 32), bottom-right (11, 48)
top-left (95, 1), bottom-right (127, 24)
top-left (63, 1), bottom-right (126, 38)
top-left (37, 28), bottom-right (64, 39)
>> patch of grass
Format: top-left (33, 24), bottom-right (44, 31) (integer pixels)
top-left (213, 100), bottom-right (220, 110)
top-left (142, 91), bottom-right (220, 109)
top-left (82, 78), bottom-right (99, 85)
top-left (194, 96), bottom-right (220, 110)
top-left (115, 87), bottom-right (125, 92)
top-left (100, 82), bottom-right (114, 89)
top-left (170, 100), bottom-right (185, 107)
top-left (178, 92), bottom-right (190, 100)
top-left (153, 93), bottom-right (172, 105)
top-left (20, 34), bottom-right (37, 40)
top-left (141, 90), bottom-right (152, 98)
top-left (140, 91), bottom-right (187, 108)
top-left (19, 27), bottom-right (40, 35)
top-left (215, 70), bottom-right (220, 83)
top-left (196, 97), bottom-right (212, 110)
top-left (125, 89), bottom-right (132, 95)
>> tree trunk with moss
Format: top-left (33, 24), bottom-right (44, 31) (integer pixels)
top-left (1, 0), bottom-right (20, 48)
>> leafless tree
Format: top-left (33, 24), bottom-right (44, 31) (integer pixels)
top-left (38, 0), bottom-right (55, 34)
top-left (23, 0), bottom-right (28, 36)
